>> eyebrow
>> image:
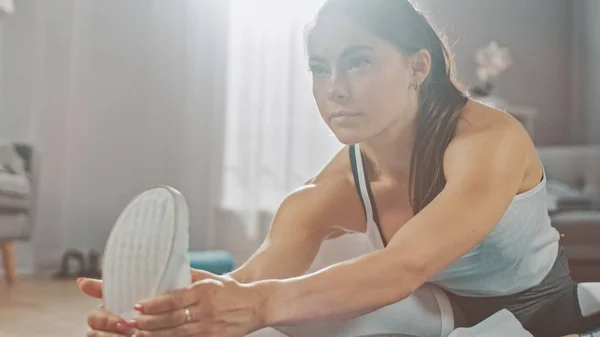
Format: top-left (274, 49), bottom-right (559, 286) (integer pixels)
top-left (340, 45), bottom-right (374, 58)
top-left (309, 44), bottom-right (375, 63)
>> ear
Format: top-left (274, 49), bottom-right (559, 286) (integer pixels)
top-left (408, 49), bottom-right (432, 87)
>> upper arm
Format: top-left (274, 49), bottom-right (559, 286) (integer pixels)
top-left (230, 148), bottom-right (365, 282)
top-left (386, 121), bottom-right (530, 285)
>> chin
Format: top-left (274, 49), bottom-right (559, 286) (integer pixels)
top-left (332, 129), bottom-right (367, 145)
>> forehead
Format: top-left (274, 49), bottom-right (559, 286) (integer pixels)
top-left (307, 15), bottom-right (392, 59)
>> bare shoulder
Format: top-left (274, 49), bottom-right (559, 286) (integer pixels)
top-left (444, 99), bottom-right (541, 194)
top-left (280, 146), bottom-right (366, 236)
top-left (450, 99), bottom-right (531, 151)
top-left (310, 146), bottom-right (355, 185)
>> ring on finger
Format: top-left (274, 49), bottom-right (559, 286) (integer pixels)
top-left (183, 307), bottom-right (193, 323)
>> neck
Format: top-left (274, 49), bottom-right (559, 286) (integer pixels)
top-left (359, 117), bottom-right (415, 179)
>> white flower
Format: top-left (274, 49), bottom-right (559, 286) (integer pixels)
top-left (477, 67), bottom-right (490, 83)
top-left (475, 41), bottom-right (512, 84)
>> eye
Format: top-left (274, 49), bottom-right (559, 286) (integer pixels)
top-left (309, 63), bottom-right (330, 76)
top-left (347, 57), bottom-right (370, 70)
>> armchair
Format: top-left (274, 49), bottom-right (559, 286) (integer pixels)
top-left (0, 142), bottom-right (36, 283)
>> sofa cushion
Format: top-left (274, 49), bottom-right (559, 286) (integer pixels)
top-left (0, 171), bottom-right (30, 197)
top-left (546, 180), bottom-right (599, 213)
top-left (0, 193), bottom-right (30, 211)
top-left (0, 213), bottom-right (29, 240)
top-left (0, 141), bottom-right (27, 176)
top-left (547, 180), bottom-right (583, 212)
top-left (538, 146), bottom-right (600, 200)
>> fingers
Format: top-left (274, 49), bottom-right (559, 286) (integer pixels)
top-left (86, 330), bottom-right (132, 337)
top-left (77, 270), bottom-right (220, 300)
top-left (190, 268), bottom-right (220, 282)
top-left (78, 277), bottom-right (104, 299)
top-left (136, 288), bottom-right (197, 315)
top-left (131, 323), bottom-right (208, 337)
top-left (129, 307), bottom-right (190, 331)
top-left (131, 329), bottom-right (177, 337)
top-left (87, 306), bottom-right (132, 334)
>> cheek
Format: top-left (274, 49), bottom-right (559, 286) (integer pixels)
top-left (349, 69), bottom-right (408, 114)
top-left (312, 82), bottom-right (329, 116)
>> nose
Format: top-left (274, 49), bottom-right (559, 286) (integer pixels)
top-left (327, 75), bottom-right (350, 103)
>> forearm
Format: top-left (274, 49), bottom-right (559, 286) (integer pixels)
top-left (256, 247), bottom-right (422, 327)
top-left (226, 240), bottom-right (322, 283)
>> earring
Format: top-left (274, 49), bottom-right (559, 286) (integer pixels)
top-left (411, 82), bottom-right (419, 91)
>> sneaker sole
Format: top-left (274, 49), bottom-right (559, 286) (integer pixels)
top-left (102, 185), bottom-right (192, 321)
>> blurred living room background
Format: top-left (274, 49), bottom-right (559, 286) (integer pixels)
top-left (0, 0), bottom-right (599, 336)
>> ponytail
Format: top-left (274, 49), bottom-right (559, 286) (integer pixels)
top-left (408, 15), bottom-right (468, 214)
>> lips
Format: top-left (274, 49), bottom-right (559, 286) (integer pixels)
top-left (330, 110), bottom-right (361, 119)
top-left (329, 111), bottom-right (362, 126)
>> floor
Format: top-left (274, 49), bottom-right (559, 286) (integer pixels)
top-left (0, 276), bottom-right (98, 337)
top-left (0, 276), bottom-right (283, 337)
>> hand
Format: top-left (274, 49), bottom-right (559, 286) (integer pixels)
top-left (125, 270), bottom-right (267, 337)
top-left (86, 305), bottom-right (136, 337)
top-left (77, 268), bottom-right (221, 300)
top-left (77, 269), bottom-right (225, 337)
top-left (77, 278), bottom-right (134, 337)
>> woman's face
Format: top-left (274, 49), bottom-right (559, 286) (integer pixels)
top-left (307, 16), bottom-right (416, 145)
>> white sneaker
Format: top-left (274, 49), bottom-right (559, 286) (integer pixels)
top-left (448, 309), bottom-right (533, 337)
top-left (102, 185), bottom-right (192, 321)
top-left (578, 282), bottom-right (600, 317)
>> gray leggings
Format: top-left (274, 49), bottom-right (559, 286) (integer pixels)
top-left (444, 247), bottom-right (600, 337)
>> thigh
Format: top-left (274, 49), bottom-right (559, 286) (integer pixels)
top-left (275, 284), bottom-right (453, 337)
top-left (526, 284), bottom-right (600, 337)
top-left (443, 246), bottom-right (580, 330)
top-left (441, 289), bottom-right (505, 328)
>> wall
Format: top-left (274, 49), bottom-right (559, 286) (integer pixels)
top-left (0, 0), bottom-right (42, 276)
top-left (581, 0), bottom-right (600, 144)
top-left (218, 0), bottom-right (586, 271)
top-left (0, 0), bottom-right (593, 276)
top-left (0, 0), bottom-right (40, 141)
top-left (423, 0), bottom-right (574, 145)
top-left (0, 0), bottom-right (228, 273)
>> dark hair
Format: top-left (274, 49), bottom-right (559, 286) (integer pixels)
top-left (310, 0), bottom-right (468, 214)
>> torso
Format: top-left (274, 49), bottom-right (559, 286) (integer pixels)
top-left (318, 99), bottom-right (560, 296)
top-left (325, 99), bottom-right (543, 244)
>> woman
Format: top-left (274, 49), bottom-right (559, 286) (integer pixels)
top-left (81, 0), bottom-right (600, 336)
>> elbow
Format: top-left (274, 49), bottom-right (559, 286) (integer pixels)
top-left (381, 252), bottom-right (429, 304)
top-left (379, 271), bottom-right (422, 308)
top-left (396, 264), bottom-right (427, 301)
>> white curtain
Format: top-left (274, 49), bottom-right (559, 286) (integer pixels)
top-left (0, 0), bottom-right (14, 15)
top-left (0, 0), bottom-right (228, 271)
top-left (222, 0), bottom-right (343, 240)
top-left (1, 0), bottom-right (356, 272)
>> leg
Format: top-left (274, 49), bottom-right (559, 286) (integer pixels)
top-left (274, 284), bottom-right (541, 337)
top-left (274, 284), bottom-right (455, 337)
top-left (446, 247), bottom-right (599, 337)
top-left (1, 240), bottom-right (17, 284)
top-left (569, 283), bottom-right (600, 335)
top-left (277, 285), bottom-right (548, 337)
top-left (526, 283), bottom-right (600, 337)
